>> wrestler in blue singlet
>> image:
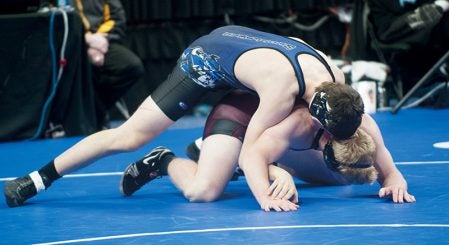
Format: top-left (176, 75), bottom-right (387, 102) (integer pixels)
top-left (180, 25), bottom-right (336, 96)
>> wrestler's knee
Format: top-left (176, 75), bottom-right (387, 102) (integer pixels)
top-left (184, 181), bottom-right (223, 203)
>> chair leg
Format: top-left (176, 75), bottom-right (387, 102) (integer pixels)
top-left (391, 71), bottom-right (403, 100)
top-left (392, 50), bottom-right (449, 114)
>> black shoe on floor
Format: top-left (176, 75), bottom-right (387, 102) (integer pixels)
top-left (4, 176), bottom-right (37, 208)
top-left (120, 146), bottom-right (174, 196)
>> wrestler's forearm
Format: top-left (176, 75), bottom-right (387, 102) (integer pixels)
top-left (268, 164), bottom-right (285, 181)
top-left (240, 155), bottom-right (271, 206)
top-left (240, 97), bottom-right (292, 163)
top-left (240, 123), bottom-right (265, 163)
top-left (374, 147), bottom-right (401, 186)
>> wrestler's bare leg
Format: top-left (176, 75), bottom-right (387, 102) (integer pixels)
top-left (54, 96), bottom-right (174, 175)
top-left (168, 134), bottom-right (242, 202)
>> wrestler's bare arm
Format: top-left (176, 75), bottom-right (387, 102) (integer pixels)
top-left (239, 114), bottom-right (291, 206)
top-left (240, 104), bottom-right (305, 211)
top-left (360, 114), bottom-right (400, 181)
top-left (361, 114), bottom-right (416, 203)
top-left (232, 48), bottom-right (303, 210)
top-left (240, 89), bottom-right (296, 153)
top-left (237, 83), bottom-right (296, 203)
top-left (245, 127), bottom-right (299, 211)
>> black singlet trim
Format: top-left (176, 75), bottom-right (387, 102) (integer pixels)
top-left (287, 37), bottom-right (336, 84)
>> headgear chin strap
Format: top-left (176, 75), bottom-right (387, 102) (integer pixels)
top-left (323, 141), bottom-right (373, 172)
top-left (309, 92), bottom-right (332, 128)
top-left (288, 128), bottom-right (325, 152)
top-left (323, 142), bottom-right (340, 172)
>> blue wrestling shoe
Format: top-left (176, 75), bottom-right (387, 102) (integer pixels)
top-left (120, 146), bottom-right (174, 196)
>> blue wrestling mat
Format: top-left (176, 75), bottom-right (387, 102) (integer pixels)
top-left (1, 108), bottom-right (449, 244)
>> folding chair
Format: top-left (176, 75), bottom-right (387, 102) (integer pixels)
top-left (392, 50), bottom-right (449, 114)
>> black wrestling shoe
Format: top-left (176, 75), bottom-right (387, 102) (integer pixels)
top-left (120, 146), bottom-right (174, 196)
top-left (4, 176), bottom-right (37, 208)
top-left (231, 167), bottom-right (244, 181)
top-left (186, 141), bottom-right (200, 162)
top-left (185, 141), bottom-right (243, 181)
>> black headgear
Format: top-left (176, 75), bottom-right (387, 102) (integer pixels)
top-left (309, 91), bottom-right (363, 140)
top-left (309, 92), bottom-right (333, 128)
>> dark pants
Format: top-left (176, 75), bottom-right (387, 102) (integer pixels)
top-left (92, 42), bottom-right (144, 124)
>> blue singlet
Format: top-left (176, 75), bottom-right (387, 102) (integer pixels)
top-left (179, 25), bottom-right (335, 96)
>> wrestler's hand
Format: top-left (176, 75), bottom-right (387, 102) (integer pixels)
top-left (379, 178), bottom-right (416, 203)
top-left (260, 197), bottom-right (299, 212)
top-left (267, 168), bottom-right (298, 204)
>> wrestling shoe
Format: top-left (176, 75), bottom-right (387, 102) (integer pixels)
top-left (120, 146), bottom-right (174, 196)
top-left (186, 141), bottom-right (200, 162)
top-left (4, 176), bottom-right (37, 208)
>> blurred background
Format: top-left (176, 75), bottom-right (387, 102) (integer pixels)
top-left (0, 0), bottom-right (447, 141)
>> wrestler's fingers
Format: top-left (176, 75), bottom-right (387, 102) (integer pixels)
top-left (270, 182), bottom-right (283, 199)
top-left (291, 190), bottom-right (299, 204)
top-left (405, 193), bottom-right (416, 203)
top-left (397, 188), bottom-right (405, 203)
top-left (379, 187), bottom-right (391, 198)
top-left (391, 188), bottom-right (399, 203)
top-left (282, 188), bottom-right (294, 200)
top-left (281, 202), bottom-right (299, 212)
top-left (277, 184), bottom-right (290, 200)
top-left (267, 180), bottom-right (278, 195)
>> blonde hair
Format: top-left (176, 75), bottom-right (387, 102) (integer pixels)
top-left (332, 129), bottom-right (378, 184)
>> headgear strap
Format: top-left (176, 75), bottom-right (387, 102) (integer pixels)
top-left (289, 128), bottom-right (325, 152)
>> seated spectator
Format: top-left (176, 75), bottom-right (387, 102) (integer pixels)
top-left (41, 0), bottom-right (145, 126)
